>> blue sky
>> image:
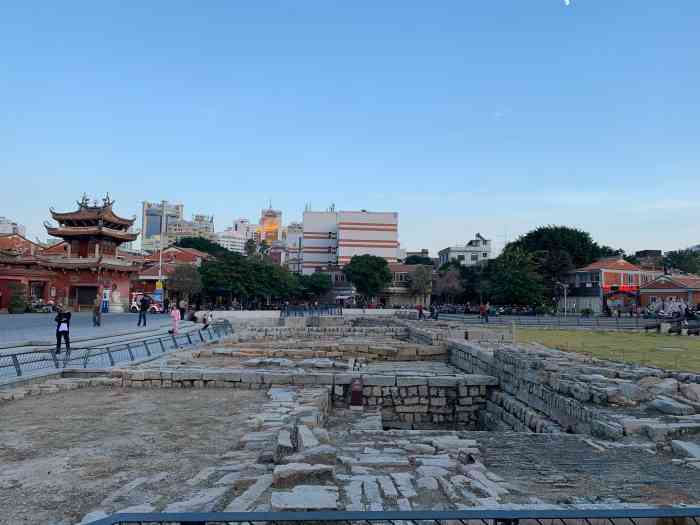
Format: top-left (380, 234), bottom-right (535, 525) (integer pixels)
top-left (2, 1), bottom-right (698, 255)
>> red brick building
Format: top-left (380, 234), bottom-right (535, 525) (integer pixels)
top-left (640, 274), bottom-right (700, 310)
top-left (133, 246), bottom-right (210, 296)
top-left (565, 256), bottom-right (661, 314)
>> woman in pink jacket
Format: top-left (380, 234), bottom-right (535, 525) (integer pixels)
top-left (170, 306), bottom-right (181, 334)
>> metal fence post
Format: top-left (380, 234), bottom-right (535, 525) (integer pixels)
top-left (50, 349), bottom-right (59, 368)
top-left (105, 347), bottom-right (115, 366)
top-left (159, 338), bottom-right (166, 352)
top-left (126, 343), bottom-right (134, 361)
top-left (11, 354), bottom-right (22, 377)
top-left (186, 332), bottom-right (193, 345)
top-left (198, 330), bottom-right (205, 343)
top-left (143, 340), bottom-right (152, 357)
top-left (62, 349), bottom-right (71, 368)
top-left (82, 349), bottom-right (91, 368)
top-left (171, 334), bottom-right (178, 348)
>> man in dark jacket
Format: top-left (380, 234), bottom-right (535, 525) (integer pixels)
top-left (55, 307), bottom-right (71, 355)
top-left (137, 295), bottom-right (151, 327)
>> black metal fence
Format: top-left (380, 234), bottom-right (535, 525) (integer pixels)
top-left (281, 305), bottom-right (343, 318)
top-left (86, 507), bottom-right (700, 525)
top-left (0, 321), bottom-right (233, 379)
top-left (436, 313), bottom-right (657, 331)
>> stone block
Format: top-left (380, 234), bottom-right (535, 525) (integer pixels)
top-left (271, 485), bottom-right (339, 510)
top-left (428, 376), bottom-right (458, 387)
top-left (334, 373), bottom-right (361, 385)
top-left (362, 375), bottom-right (396, 387)
top-left (650, 396), bottom-right (694, 416)
top-left (272, 463), bottom-right (335, 487)
top-left (397, 376), bottom-right (428, 387)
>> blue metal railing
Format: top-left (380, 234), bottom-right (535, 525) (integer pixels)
top-left (436, 313), bottom-right (653, 330)
top-left (281, 305), bottom-right (343, 318)
top-left (0, 321), bottom-right (233, 379)
top-left (86, 507), bottom-right (700, 525)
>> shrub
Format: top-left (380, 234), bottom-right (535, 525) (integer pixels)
top-left (8, 282), bottom-right (28, 314)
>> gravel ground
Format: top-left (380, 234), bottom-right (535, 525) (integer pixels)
top-left (0, 387), bottom-right (265, 525)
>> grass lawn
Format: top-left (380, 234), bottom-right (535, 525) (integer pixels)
top-left (516, 328), bottom-right (700, 372)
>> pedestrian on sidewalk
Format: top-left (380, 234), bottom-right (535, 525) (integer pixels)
top-left (137, 295), bottom-right (151, 327)
top-left (178, 298), bottom-right (187, 321)
top-left (54, 306), bottom-right (71, 355)
top-left (170, 304), bottom-right (181, 335)
top-left (92, 298), bottom-right (101, 327)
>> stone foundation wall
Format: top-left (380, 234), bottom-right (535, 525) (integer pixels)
top-left (330, 374), bottom-right (497, 430)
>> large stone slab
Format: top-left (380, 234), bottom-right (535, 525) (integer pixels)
top-left (671, 440), bottom-right (700, 459)
top-left (651, 396), bottom-right (695, 416)
top-left (271, 485), bottom-right (339, 510)
top-left (297, 425), bottom-right (320, 450)
top-left (224, 474), bottom-right (273, 511)
top-left (272, 463), bottom-right (335, 487)
top-left (164, 486), bottom-right (229, 512)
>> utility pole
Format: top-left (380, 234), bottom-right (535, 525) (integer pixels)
top-left (158, 200), bottom-right (166, 283)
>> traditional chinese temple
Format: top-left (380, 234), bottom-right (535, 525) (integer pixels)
top-left (0, 195), bottom-right (141, 312)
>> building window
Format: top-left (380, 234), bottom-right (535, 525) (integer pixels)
top-left (457, 255), bottom-right (465, 261)
top-left (482, 252), bottom-right (488, 258)
top-left (471, 254), bottom-right (478, 262)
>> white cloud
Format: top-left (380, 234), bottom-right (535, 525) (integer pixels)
top-left (564, 0), bottom-right (571, 6)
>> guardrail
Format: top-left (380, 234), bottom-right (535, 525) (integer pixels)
top-left (281, 305), bottom-right (343, 318)
top-left (0, 321), bottom-right (233, 379)
top-left (436, 313), bottom-right (658, 330)
top-left (85, 506), bottom-right (700, 525)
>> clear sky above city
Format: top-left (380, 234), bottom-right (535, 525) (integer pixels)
top-left (1, 1), bottom-right (698, 255)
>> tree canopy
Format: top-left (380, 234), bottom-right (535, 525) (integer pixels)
top-left (342, 254), bottom-right (392, 301)
top-left (433, 268), bottom-right (464, 303)
top-left (404, 255), bottom-right (433, 266)
top-left (487, 248), bottom-right (545, 306)
top-left (408, 265), bottom-right (432, 304)
top-left (505, 225), bottom-right (618, 269)
top-left (664, 249), bottom-right (700, 275)
top-left (168, 263), bottom-right (203, 300)
top-left (175, 237), bottom-right (228, 257)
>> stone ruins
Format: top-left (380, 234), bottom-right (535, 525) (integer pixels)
top-left (2, 315), bottom-right (700, 523)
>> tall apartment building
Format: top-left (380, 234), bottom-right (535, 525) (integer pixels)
top-left (302, 210), bottom-right (400, 275)
top-left (0, 217), bottom-right (26, 237)
top-left (438, 233), bottom-right (492, 267)
top-left (216, 218), bottom-right (253, 254)
top-left (167, 214), bottom-right (215, 245)
top-left (285, 222), bottom-right (304, 272)
top-left (257, 207), bottom-right (282, 243)
top-left (141, 202), bottom-right (184, 252)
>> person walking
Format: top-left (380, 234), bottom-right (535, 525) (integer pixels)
top-left (484, 302), bottom-right (490, 323)
top-left (170, 304), bottom-right (181, 334)
top-left (417, 304), bottom-right (425, 320)
top-left (54, 306), bottom-right (71, 355)
top-left (137, 295), bottom-right (151, 327)
top-left (479, 303), bottom-right (486, 323)
top-left (178, 298), bottom-right (187, 321)
top-left (92, 298), bottom-right (102, 327)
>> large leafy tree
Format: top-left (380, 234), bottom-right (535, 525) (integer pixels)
top-left (433, 268), bottom-right (464, 303)
top-left (408, 265), bottom-right (433, 305)
top-left (342, 255), bottom-right (392, 302)
top-left (299, 273), bottom-right (333, 300)
top-left (664, 249), bottom-right (700, 274)
top-left (404, 255), bottom-right (433, 266)
top-left (506, 225), bottom-right (618, 269)
top-left (7, 282), bottom-right (28, 313)
top-left (175, 237), bottom-right (228, 257)
top-left (488, 248), bottom-right (544, 306)
top-left (168, 263), bottom-right (203, 301)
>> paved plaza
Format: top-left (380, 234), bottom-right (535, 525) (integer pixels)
top-left (0, 312), bottom-right (171, 346)
top-left (1, 314), bottom-right (700, 525)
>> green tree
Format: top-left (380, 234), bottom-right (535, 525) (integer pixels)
top-left (664, 249), bottom-right (700, 274)
top-left (433, 268), bottom-right (464, 303)
top-left (408, 265), bottom-right (433, 305)
top-left (168, 263), bottom-right (203, 301)
top-left (404, 255), bottom-right (433, 266)
top-left (7, 282), bottom-right (28, 314)
top-left (299, 273), bottom-right (333, 301)
top-left (343, 255), bottom-right (392, 303)
top-left (175, 237), bottom-right (228, 257)
top-left (506, 225), bottom-right (618, 269)
top-left (488, 249), bottom-right (544, 306)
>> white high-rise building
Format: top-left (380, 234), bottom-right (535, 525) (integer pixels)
top-left (216, 218), bottom-right (253, 254)
top-left (302, 209), bottom-right (400, 275)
